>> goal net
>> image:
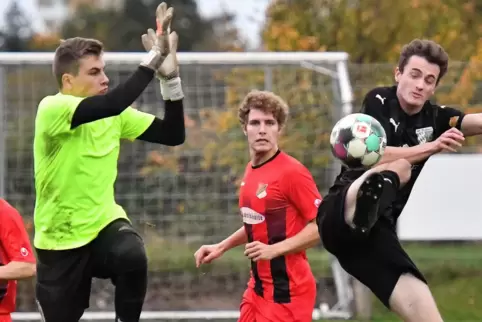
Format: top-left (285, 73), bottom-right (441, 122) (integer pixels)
top-left (0, 51), bottom-right (354, 320)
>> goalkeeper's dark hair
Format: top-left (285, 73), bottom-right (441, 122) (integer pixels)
top-left (53, 37), bottom-right (104, 88)
top-left (238, 90), bottom-right (289, 129)
top-left (398, 39), bottom-right (448, 84)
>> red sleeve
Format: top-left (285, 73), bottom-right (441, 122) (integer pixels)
top-left (0, 204), bottom-right (36, 263)
top-left (281, 164), bottom-right (322, 221)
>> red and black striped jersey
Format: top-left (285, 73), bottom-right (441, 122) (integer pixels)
top-left (239, 150), bottom-right (322, 303)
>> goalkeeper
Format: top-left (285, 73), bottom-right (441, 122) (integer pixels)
top-left (33, 3), bottom-right (182, 322)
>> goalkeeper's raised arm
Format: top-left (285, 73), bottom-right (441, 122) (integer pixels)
top-left (136, 2), bottom-right (185, 145)
top-left (55, 2), bottom-right (185, 146)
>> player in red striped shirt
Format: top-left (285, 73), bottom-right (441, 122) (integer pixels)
top-left (0, 199), bottom-right (36, 322)
top-left (194, 90), bottom-right (321, 322)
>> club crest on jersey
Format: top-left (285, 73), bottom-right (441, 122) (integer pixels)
top-left (256, 183), bottom-right (268, 199)
top-left (240, 207), bottom-right (265, 224)
top-left (415, 127), bottom-right (433, 144)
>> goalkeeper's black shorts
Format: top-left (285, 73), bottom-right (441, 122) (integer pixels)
top-left (316, 182), bottom-right (427, 309)
top-left (35, 218), bottom-right (147, 322)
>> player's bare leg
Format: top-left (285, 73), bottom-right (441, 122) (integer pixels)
top-left (344, 159), bottom-right (412, 233)
top-left (389, 273), bottom-right (443, 322)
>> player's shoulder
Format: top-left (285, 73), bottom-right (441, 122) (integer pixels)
top-left (0, 199), bottom-right (21, 221)
top-left (278, 152), bottom-right (311, 175)
top-left (38, 93), bottom-right (65, 107)
top-left (363, 86), bottom-right (396, 104)
top-left (38, 94), bottom-right (58, 110)
top-left (428, 101), bottom-right (459, 112)
top-left (38, 93), bottom-right (83, 112)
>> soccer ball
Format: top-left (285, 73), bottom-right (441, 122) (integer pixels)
top-left (330, 113), bottom-right (387, 168)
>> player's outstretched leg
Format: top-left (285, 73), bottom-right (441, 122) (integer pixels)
top-left (344, 159), bottom-right (412, 235)
top-left (389, 273), bottom-right (443, 322)
top-left (351, 171), bottom-right (385, 233)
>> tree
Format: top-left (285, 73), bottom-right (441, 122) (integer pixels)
top-left (262, 0), bottom-right (482, 100)
top-left (60, 5), bottom-right (123, 50)
top-left (435, 39), bottom-right (482, 147)
top-left (193, 11), bottom-right (246, 51)
top-left (59, 0), bottom-right (243, 52)
top-left (263, 0), bottom-right (482, 63)
top-left (0, 0), bottom-right (32, 51)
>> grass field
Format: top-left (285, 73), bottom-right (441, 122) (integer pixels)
top-left (325, 242), bottom-right (482, 321)
top-left (142, 237), bottom-right (482, 321)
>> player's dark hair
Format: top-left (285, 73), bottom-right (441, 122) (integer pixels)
top-left (398, 39), bottom-right (448, 84)
top-left (238, 90), bottom-right (289, 129)
top-left (53, 37), bottom-right (104, 88)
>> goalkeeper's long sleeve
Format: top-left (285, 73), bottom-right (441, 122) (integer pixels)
top-left (136, 100), bottom-right (185, 146)
top-left (70, 66), bottom-right (155, 129)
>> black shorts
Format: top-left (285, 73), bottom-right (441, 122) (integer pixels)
top-left (316, 186), bottom-right (427, 309)
top-left (35, 219), bottom-right (146, 322)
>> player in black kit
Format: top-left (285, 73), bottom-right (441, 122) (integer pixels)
top-left (253, 39), bottom-right (482, 322)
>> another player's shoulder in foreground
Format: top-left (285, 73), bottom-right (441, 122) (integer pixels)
top-left (0, 199), bottom-right (31, 238)
top-left (0, 199), bottom-right (20, 218)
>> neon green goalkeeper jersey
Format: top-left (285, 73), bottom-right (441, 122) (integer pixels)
top-left (33, 93), bottom-right (155, 250)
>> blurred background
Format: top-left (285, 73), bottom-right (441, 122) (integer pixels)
top-left (1, 0), bottom-right (482, 321)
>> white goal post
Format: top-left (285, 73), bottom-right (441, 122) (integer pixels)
top-left (0, 51), bottom-right (354, 321)
top-left (0, 51), bottom-right (353, 115)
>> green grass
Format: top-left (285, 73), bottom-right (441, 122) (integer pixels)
top-left (329, 275), bottom-right (482, 321)
top-left (143, 232), bottom-right (331, 274)
top-left (143, 234), bottom-right (482, 321)
top-left (324, 242), bottom-right (482, 321)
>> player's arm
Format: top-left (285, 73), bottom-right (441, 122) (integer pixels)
top-left (71, 9), bottom-right (177, 129)
top-left (134, 100), bottom-right (185, 145)
top-left (361, 91), bottom-right (446, 164)
top-left (116, 100), bottom-right (185, 146)
top-left (378, 142), bottom-right (439, 165)
top-left (123, 22), bottom-right (185, 145)
top-left (194, 226), bottom-right (247, 267)
top-left (0, 202), bottom-right (36, 280)
top-left (447, 108), bottom-right (482, 137)
top-left (269, 221), bottom-right (319, 257)
top-left (459, 114), bottom-right (482, 136)
top-left (70, 66), bottom-right (155, 129)
top-left (218, 226), bottom-right (248, 252)
top-left (36, 65), bottom-right (156, 138)
top-left (385, 105), bottom-right (467, 159)
top-left (273, 166), bottom-right (322, 255)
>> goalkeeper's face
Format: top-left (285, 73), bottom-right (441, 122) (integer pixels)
top-left (65, 54), bottom-right (109, 97)
top-left (244, 108), bottom-right (280, 154)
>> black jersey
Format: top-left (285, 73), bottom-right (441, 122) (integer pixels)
top-left (330, 85), bottom-right (465, 221)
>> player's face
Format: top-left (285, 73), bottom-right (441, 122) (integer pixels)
top-left (244, 108), bottom-right (280, 154)
top-left (395, 55), bottom-right (440, 112)
top-left (63, 54), bottom-right (109, 97)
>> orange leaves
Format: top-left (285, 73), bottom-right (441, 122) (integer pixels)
top-left (263, 23), bottom-right (322, 52)
top-left (262, 0), bottom-right (482, 64)
top-left (437, 39), bottom-right (482, 107)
